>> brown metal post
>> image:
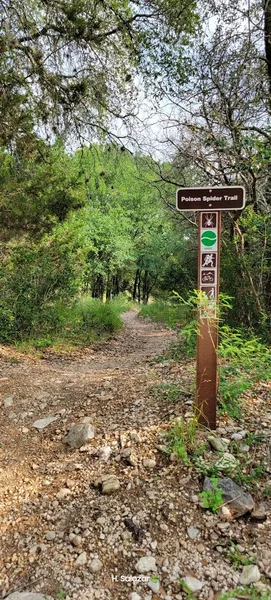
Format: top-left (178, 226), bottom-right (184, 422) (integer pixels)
top-left (196, 212), bottom-right (221, 429)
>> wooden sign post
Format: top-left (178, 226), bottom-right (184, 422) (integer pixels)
top-left (176, 186), bottom-right (245, 429)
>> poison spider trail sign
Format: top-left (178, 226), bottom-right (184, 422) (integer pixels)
top-left (176, 186), bottom-right (246, 429)
top-left (176, 186), bottom-right (245, 211)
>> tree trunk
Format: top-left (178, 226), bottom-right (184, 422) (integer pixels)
top-left (133, 269), bottom-right (140, 301)
top-left (264, 0), bottom-right (271, 104)
top-left (92, 275), bottom-right (104, 299)
top-left (142, 270), bottom-right (149, 304)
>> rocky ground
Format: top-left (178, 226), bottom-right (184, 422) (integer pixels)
top-left (0, 311), bottom-right (270, 600)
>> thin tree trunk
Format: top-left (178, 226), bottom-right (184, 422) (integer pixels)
top-left (133, 269), bottom-right (140, 301)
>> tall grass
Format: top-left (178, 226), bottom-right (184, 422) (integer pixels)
top-left (139, 301), bottom-right (188, 328)
top-left (13, 295), bottom-right (131, 352)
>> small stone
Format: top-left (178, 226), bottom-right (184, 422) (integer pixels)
top-left (80, 416), bottom-right (94, 424)
top-left (129, 594), bottom-right (142, 600)
top-left (221, 506), bottom-right (232, 517)
top-left (130, 431), bottom-right (141, 443)
top-left (240, 445), bottom-right (250, 453)
top-left (64, 423), bottom-right (95, 448)
top-left (89, 558), bottom-right (103, 573)
top-left (251, 503), bottom-right (268, 521)
top-left (207, 435), bottom-right (227, 452)
top-left (98, 446), bottom-right (112, 462)
top-left (187, 526), bottom-right (200, 540)
top-left (22, 427), bottom-right (29, 434)
top-left (191, 495), bottom-right (199, 503)
top-left (3, 397), bottom-right (14, 408)
top-left (148, 577), bottom-right (160, 593)
top-left (56, 488), bottom-right (71, 500)
top-left (44, 531), bottom-right (56, 541)
top-left (231, 433), bottom-right (244, 441)
top-left (32, 416), bottom-right (58, 430)
top-left (143, 459), bottom-right (156, 468)
top-left (135, 556), bottom-right (157, 573)
top-left (120, 448), bottom-right (131, 458)
top-left (94, 473), bottom-right (120, 495)
top-left (239, 565), bottom-right (261, 585)
top-left (127, 453), bottom-right (137, 467)
top-left (215, 453), bottom-right (238, 472)
top-left (182, 576), bottom-right (205, 592)
top-left (75, 552), bottom-right (87, 566)
top-left (72, 535), bottom-right (82, 547)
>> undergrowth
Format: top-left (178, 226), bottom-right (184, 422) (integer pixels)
top-left (139, 300), bottom-right (188, 329)
top-left (13, 295), bottom-right (130, 352)
top-left (144, 292), bottom-right (271, 420)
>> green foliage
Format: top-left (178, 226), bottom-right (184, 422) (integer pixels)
top-left (164, 414), bottom-right (201, 464)
top-left (234, 464), bottom-right (267, 490)
top-left (0, 238), bottom-right (79, 342)
top-left (0, 141), bottom-right (85, 237)
top-left (55, 588), bottom-right (67, 600)
top-left (218, 325), bottom-right (271, 418)
top-left (152, 382), bottom-right (182, 402)
top-left (226, 542), bottom-right (256, 569)
top-left (218, 586), bottom-right (270, 600)
top-left (179, 579), bottom-right (197, 598)
top-left (199, 477), bottom-right (223, 513)
top-left (140, 301), bottom-right (187, 328)
top-left (75, 298), bottom-right (123, 335)
top-left (0, 1), bottom-right (198, 146)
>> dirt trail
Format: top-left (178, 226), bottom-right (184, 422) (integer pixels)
top-left (0, 312), bottom-right (270, 600)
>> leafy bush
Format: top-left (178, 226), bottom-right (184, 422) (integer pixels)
top-left (218, 325), bottom-right (271, 418)
top-left (0, 240), bottom-right (79, 342)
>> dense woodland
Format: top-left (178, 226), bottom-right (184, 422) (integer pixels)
top-left (0, 0), bottom-right (270, 345)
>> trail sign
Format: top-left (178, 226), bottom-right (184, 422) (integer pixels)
top-left (176, 186), bottom-right (246, 429)
top-left (176, 186), bottom-right (245, 211)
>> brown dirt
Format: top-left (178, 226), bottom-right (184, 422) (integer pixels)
top-left (0, 311), bottom-right (270, 600)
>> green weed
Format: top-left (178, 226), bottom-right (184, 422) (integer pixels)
top-left (139, 301), bottom-right (187, 329)
top-left (55, 588), bottom-right (67, 600)
top-left (164, 414), bottom-right (201, 465)
top-left (199, 477), bottom-right (223, 513)
top-left (234, 464), bottom-right (267, 489)
top-left (179, 579), bottom-right (197, 599)
top-left (218, 585), bottom-right (270, 600)
top-left (151, 382), bottom-right (182, 402)
top-left (245, 432), bottom-right (265, 447)
top-left (226, 542), bottom-right (256, 569)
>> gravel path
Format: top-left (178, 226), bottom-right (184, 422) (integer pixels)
top-left (0, 311), bottom-right (270, 600)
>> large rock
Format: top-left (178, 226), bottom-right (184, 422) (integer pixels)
top-left (203, 477), bottom-right (254, 518)
top-left (64, 423), bottom-right (95, 448)
top-left (32, 416), bottom-right (58, 430)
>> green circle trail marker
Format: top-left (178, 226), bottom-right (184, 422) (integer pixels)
top-left (175, 186), bottom-right (246, 431)
top-left (201, 230), bottom-right (217, 248)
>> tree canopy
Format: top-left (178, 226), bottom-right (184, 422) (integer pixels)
top-left (0, 0), bottom-right (198, 147)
